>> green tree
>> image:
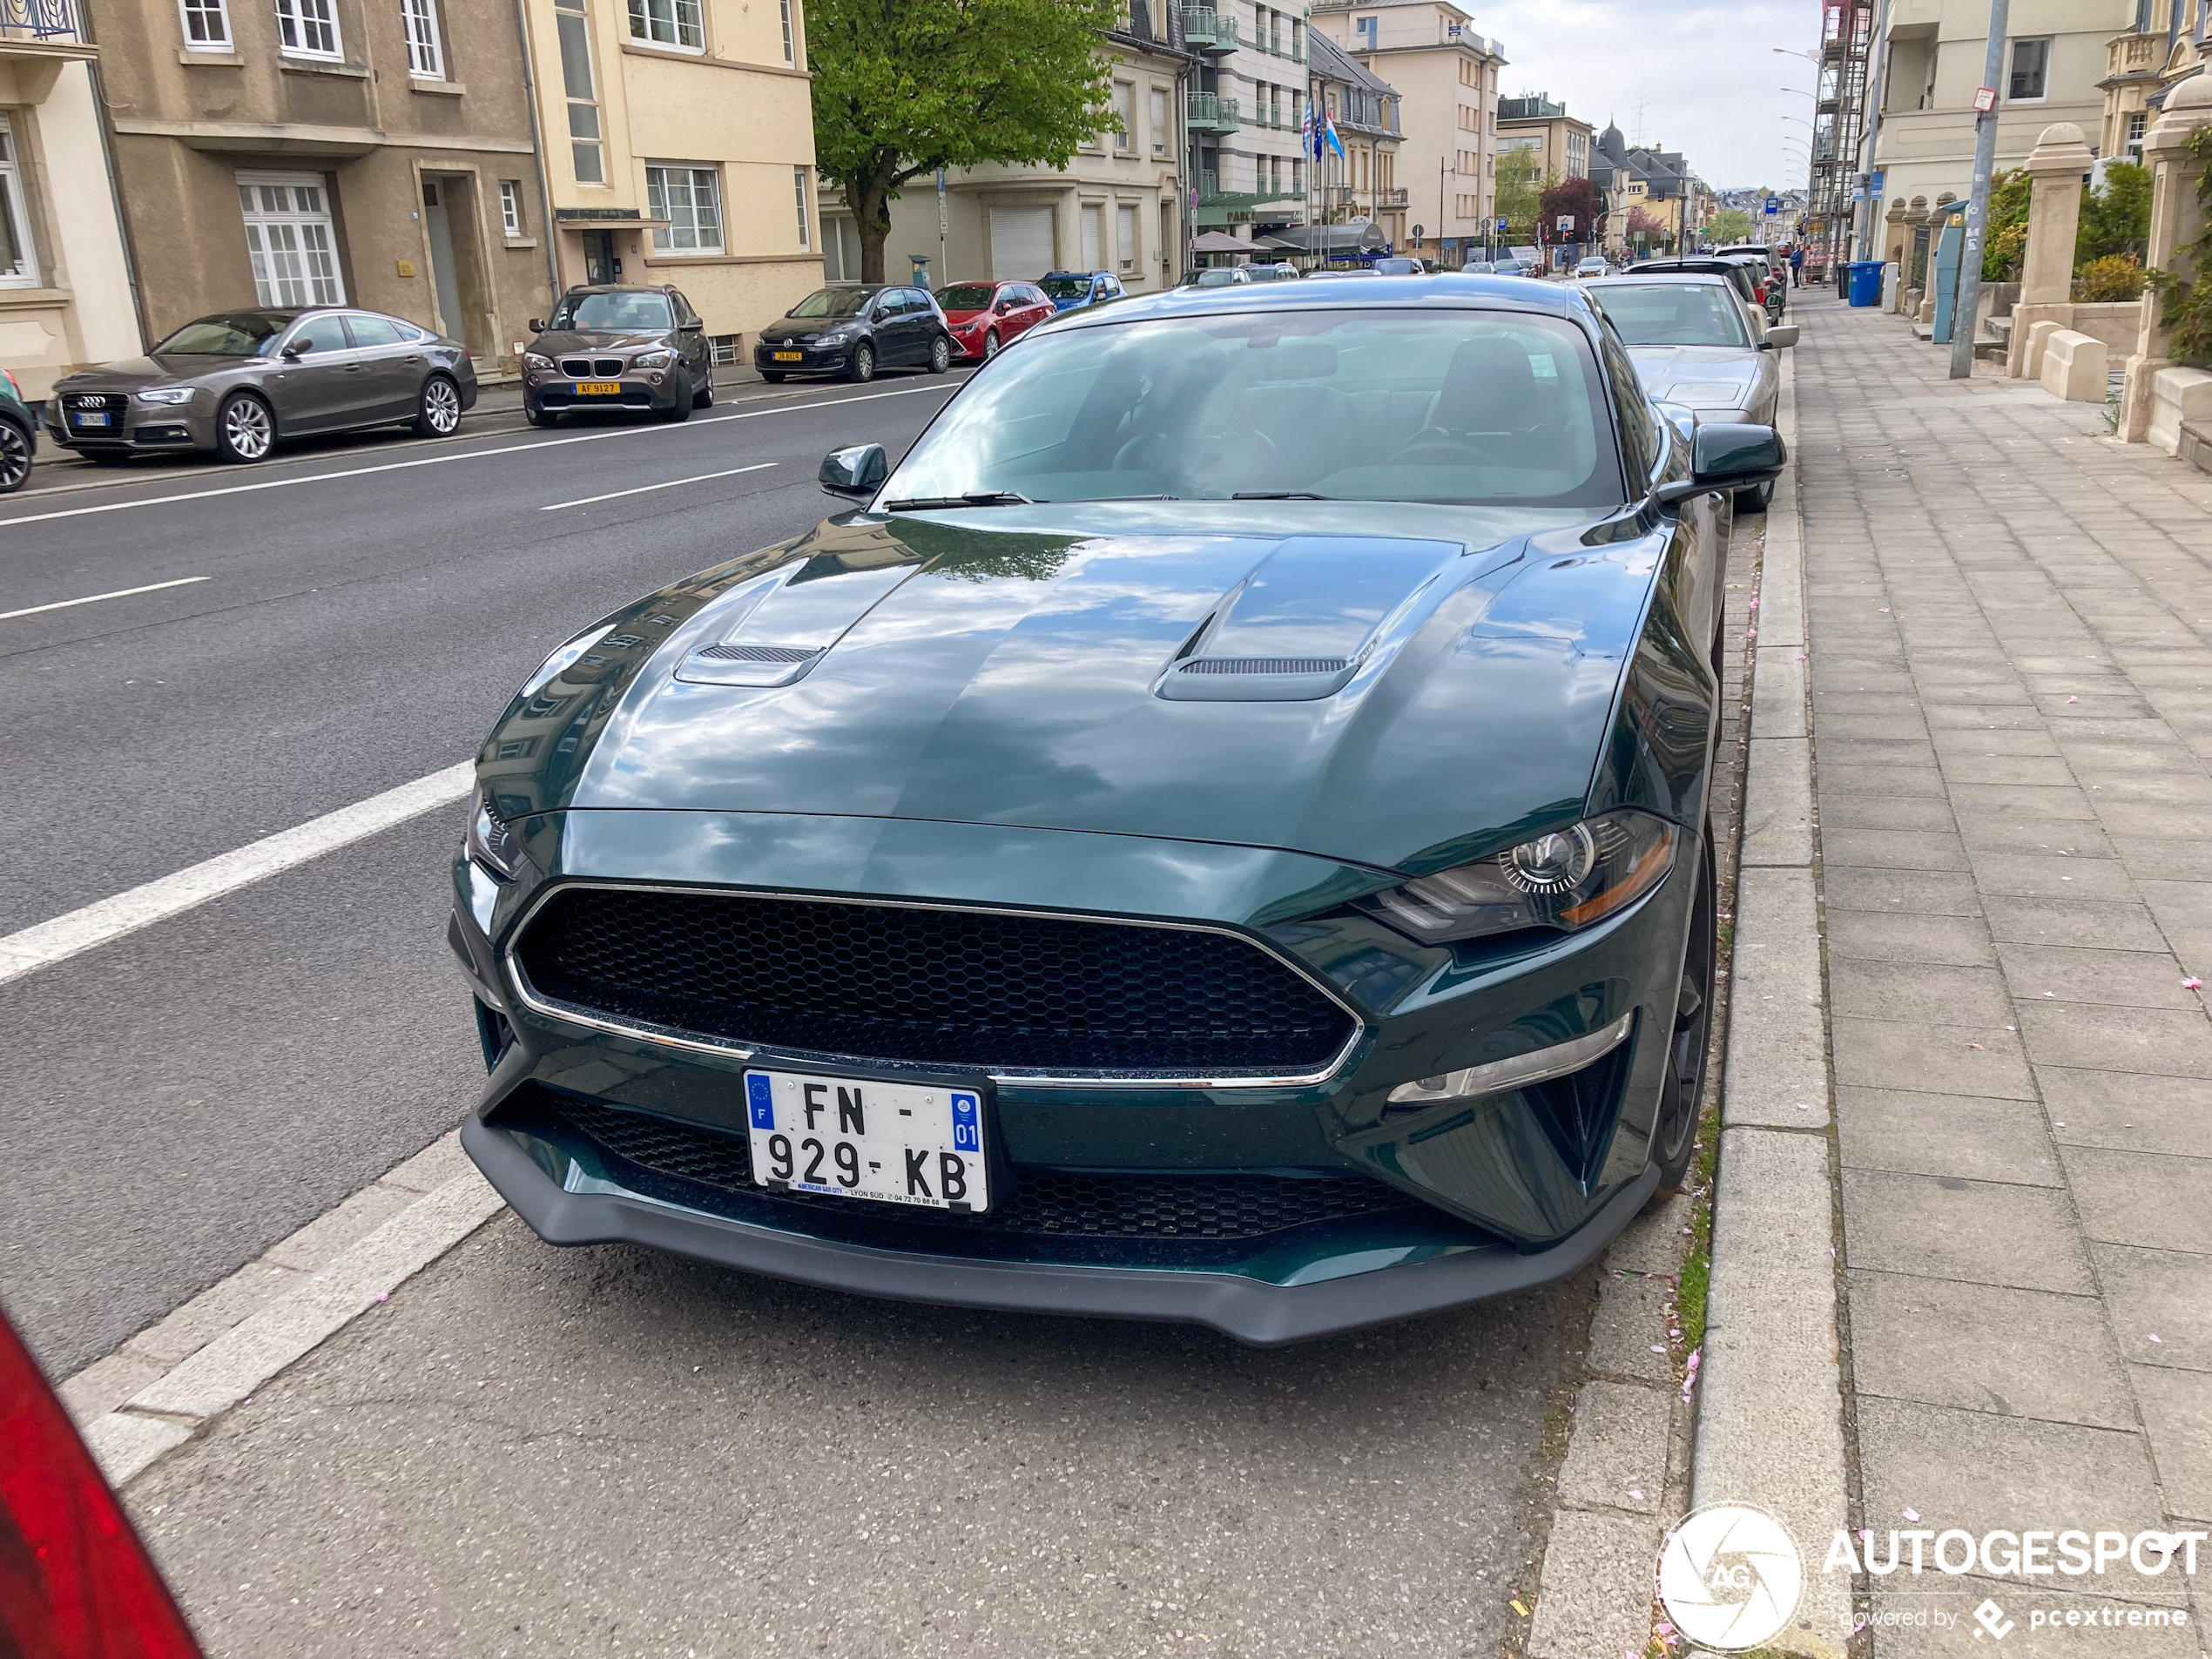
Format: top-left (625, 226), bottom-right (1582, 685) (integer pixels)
top-left (1494, 145), bottom-right (1545, 242)
top-left (1708, 206), bottom-right (1754, 243)
top-left (809, 0), bottom-right (1118, 283)
top-left (2078, 161), bottom-right (2150, 266)
top-left (1979, 168), bottom-right (2032, 280)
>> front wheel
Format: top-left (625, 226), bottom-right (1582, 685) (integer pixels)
top-left (693, 373), bottom-right (714, 409)
top-left (658, 372), bottom-right (693, 421)
top-left (982, 329), bottom-right (1001, 361)
top-left (1733, 477), bottom-right (1774, 514)
top-left (525, 401), bottom-right (559, 428)
top-left (413, 373), bottom-right (462, 438)
top-left (0, 419), bottom-right (30, 493)
top-left (1650, 836), bottom-right (1716, 1197)
top-left (846, 343), bottom-right (875, 384)
top-left (214, 391), bottom-right (275, 464)
top-left (927, 334), bottom-right (951, 374)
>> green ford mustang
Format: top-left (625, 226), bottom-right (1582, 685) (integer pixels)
top-left (448, 276), bottom-right (1784, 1344)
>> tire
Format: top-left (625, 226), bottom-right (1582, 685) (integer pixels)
top-left (693, 373), bottom-right (714, 409)
top-left (413, 373), bottom-right (462, 438)
top-left (846, 343), bottom-right (875, 384)
top-left (1733, 476), bottom-right (1774, 514)
top-left (214, 391), bottom-right (275, 464)
top-left (927, 334), bottom-right (951, 374)
top-left (0, 419), bottom-right (30, 494)
top-left (525, 401), bottom-right (559, 428)
top-left (1650, 836), bottom-right (1717, 1198)
top-left (982, 329), bottom-right (1001, 361)
top-left (760, 371), bottom-right (787, 383)
top-left (658, 372), bottom-right (693, 421)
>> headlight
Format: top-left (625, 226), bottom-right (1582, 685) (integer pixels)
top-left (1359, 811), bottom-right (1678, 944)
top-left (814, 328), bottom-right (852, 345)
top-left (632, 348), bottom-right (676, 369)
top-left (523, 353), bottom-right (555, 370)
top-left (137, 387), bottom-right (195, 405)
top-left (467, 787), bottom-right (523, 880)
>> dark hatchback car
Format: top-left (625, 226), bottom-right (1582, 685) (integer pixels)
top-left (1628, 256), bottom-right (1777, 322)
top-left (45, 307), bottom-right (476, 465)
top-left (451, 274), bottom-right (1788, 1345)
top-left (522, 286), bottom-right (715, 425)
top-left (754, 285), bottom-right (954, 382)
top-left (0, 365), bottom-right (34, 493)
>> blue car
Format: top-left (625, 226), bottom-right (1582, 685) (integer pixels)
top-left (1040, 270), bottom-right (1125, 313)
top-left (0, 365), bottom-right (36, 494)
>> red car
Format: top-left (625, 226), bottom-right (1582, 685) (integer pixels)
top-left (932, 280), bottom-right (1055, 362)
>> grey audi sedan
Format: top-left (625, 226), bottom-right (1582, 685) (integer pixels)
top-left (46, 307), bottom-right (476, 465)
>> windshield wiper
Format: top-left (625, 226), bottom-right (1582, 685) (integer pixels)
top-left (883, 490), bottom-right (1036, 510)
top-left (1231, 490), bottom-right (1336, 500)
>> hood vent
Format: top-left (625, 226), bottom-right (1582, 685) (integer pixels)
top-left (697, 644), bottom-right (819, 664)
top-left (1159, 656), bottom-right (1359, 702)
top-left (675, 642), bottom-right (826, 688)
top-left (1180, 657), bottom-right (1349, 676)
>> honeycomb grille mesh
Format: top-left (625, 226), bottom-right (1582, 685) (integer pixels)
top-left (514, 888), bottom-right (1356, 1074)
top-left (563, 1101), bottom-right (1418, 1240)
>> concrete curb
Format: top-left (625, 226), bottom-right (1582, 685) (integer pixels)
top-left (1688, 354), bottom-right (1854, 1657)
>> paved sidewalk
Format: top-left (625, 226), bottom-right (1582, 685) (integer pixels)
top-left (1799, 293), bottom-right (2212, 1653)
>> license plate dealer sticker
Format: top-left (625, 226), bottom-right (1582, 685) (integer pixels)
top-left (573, 381), bottom-right (622, 395)
top-left (74, 412), bottom-right (111, 428)
top-left (745, 1069), bottom-right (987, 1212)
top-left (772, 350), bottom-right (803, 361)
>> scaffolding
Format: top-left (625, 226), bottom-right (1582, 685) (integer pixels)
top-left (1804, 0), bottom-right (1874, 278)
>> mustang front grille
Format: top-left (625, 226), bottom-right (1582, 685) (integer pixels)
top-left (509, 886), bottom-right (1358, 1076)
top-left (561, 1100), bottom-right (1418, 1240)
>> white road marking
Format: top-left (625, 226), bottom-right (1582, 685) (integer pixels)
top-left (0, 575), bottom-right (208, 622)
top-left (0, 760), bottom-right (475, 987)
top-left (0, 381), bottom-right (957, 532)
top-left (542, 461), bottom-right (778, 512)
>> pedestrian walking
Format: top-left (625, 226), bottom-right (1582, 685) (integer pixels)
top-left (1789, 245), bottom-right (1804, 288)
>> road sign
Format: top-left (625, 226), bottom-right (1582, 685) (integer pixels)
top-left (1866, 170), bottom-right (1885, 193)
top-left (1556, 215), bottom-right (1575, 233)
top-left (1765, 196), bottom-right (1782, 216)
top-left (1495, 216), bottom-right (1508, 232)
top-left (1412, 223), bottom-right (1423, 239)
top-left (1973, 85), bottom-right (1997, 113)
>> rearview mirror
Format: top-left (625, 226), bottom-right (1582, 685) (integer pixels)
top-left (1692, 421), bottom-right (1784, 489)
top-left (280, 343), bottom-right (307, 361)
top-left (1762, 325), bottom-right (1799, 349)
top-left (819, 442), bottom-right (888, 500)
top-left (528, 319), bottom-right (545, 334)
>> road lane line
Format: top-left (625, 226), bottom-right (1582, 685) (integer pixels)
top-left (0, 761), bottom-right (474, 988)
top-left (542, 461), bottom-right (778, 512)
top-left (0, 381), bottom-right (956, 532)
top-left (0, 576), bottom-right (208, 622)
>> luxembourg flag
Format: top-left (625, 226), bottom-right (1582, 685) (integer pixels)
top-left (1321, 106), bottom-right (1345, 159)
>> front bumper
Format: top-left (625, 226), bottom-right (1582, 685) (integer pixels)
top-left (753, 341), bottom-right (853, 374)
top-left (47, 399), bottom-right (209, 454)
top-left (528, 371), bottom-right (683, 413)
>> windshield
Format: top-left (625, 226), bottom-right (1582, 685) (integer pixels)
top-left (550, 291), bottom-right (675, 331)
top-left (1591, 283), bottom-right (1751, 347)
top-left (153, 313), bottom-right (291, 354)
top-left (936, 285), bottom-right (997, 311)
top-left (1190, 270), bottom-right (1241, 287)
top-left (1041, 277), bottom-right (1095, 299)
top-left (881, 308), bottom-right (1619, 508)
top-left (788, 287), bottom-right (872, 319)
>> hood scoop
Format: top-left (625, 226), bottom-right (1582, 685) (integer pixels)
top-left (1157, 535), bottom-right (1466, 704)
top-left (673, 540), bottom-right (926, 689)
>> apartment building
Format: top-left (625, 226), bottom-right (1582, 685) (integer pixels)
top-left (1310, 0), bottom-right (1506, 265)
top-left (521, 0), bottom-right (819, 350)
top-left (2101, 0), bottom-right (2210, 165)
top-left (1184, 1), bottom-right (1311, 249)
top-left (821, 10), bottom-right (1192, 291)
top-left (89, 0), bottom-right (550, 368)
top-left (1305, 30), bottom-right (1404, 253)
top-left (0, 0), bottom-right (138, 398)
top-left (1495, 92), bottom-right (1591, 181)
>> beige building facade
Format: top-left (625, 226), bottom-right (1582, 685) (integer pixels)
top-left (1310, 0), bottom-right (1506, 263)
top-left (1494, 94), bottom-right (1592, 182)
top-left (2101, 3), bottom-right (2209, 166)
top-left (520, 0), bottom-right (820, 349)
top-left (0, 3), bottom-right (141, 398)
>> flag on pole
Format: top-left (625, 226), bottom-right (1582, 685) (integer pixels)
top-left (1322, 106), bottom-right (1345, 159)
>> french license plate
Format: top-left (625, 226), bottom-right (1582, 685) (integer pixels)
top-left (73, 411), bottom-right (111, 428)
top-left (772, 350), bottom-right (804, 362)
top-left (745, 1068), bottom-right (988, 1212)
top-left (572, 381), bottom-right (622, 395)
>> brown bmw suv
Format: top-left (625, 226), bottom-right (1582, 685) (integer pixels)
top-left (521, 285), bottom-right (717, 425)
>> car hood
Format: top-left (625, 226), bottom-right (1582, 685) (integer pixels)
top-left (57, 354), bottom-right (253, 390)
top-left (758, 316), bottom-right (866, 343)
top-left (941, 308), bottom-right (989, 326)
top-left (1625, 346), bottom-right (1764, 407)
top-left (529, 330), bottom-right (671, 355)
top-left (478, 504), bottom-right (1667, 877)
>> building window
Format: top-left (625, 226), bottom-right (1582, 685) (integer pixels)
top-left (1291, 157), bottom-right (1304, 196)
top-left (793, 165), bottom-right (810, 249)
top-left (2128, 109), bottom-right (2148, 162)
top-left (779, 0), bottom-right (793, 63)
top-left (628, 0), bottom-right (703, 51)
top-left (273, 0), bottom-right (341, 57)
top-left (646, 164), bottom-right (723, 253)
top-left (401, 0), bottom-right (443, 77)
top-left (499, 179), bottom-right (523, 236)
top-left (179, 0), bottom-right (232, 47)
top-left (0, 115), bottom-right (35, 288)
top-left (555, 0), bottom-right (604, 184)
top-left (1116, 202), bottom-right (1136, 271)
top-left (1082, 203), bottom-right (1103, 270)
top-left (1114, 80), bottom-right (1133, 151)
top-left (1354, 14), bottom-right (1376, 47)
top-left (2007, 36), bottom-right (2051, 100)
top-left (236, 172), bottom-right (345, 306)
top-left (1150, 84), bottom-right (1168, 154)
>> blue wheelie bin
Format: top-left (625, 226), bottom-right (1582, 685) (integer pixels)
top-left (1847, 260), bottom-right (1885, 307)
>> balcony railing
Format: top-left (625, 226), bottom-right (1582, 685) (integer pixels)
top-left (1189, 91), bottom-right (1241, 132)
top-left (0, 0), bottom-right (81, 40)
top-left (1184, 6), bottom-right (1238, 51)
top-left (2110, 31), bottom-right (2163, 76)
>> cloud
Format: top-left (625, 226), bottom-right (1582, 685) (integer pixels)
top-left (1471, 0), bottom-right (1816, 190)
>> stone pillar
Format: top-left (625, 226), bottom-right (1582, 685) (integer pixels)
top-left (2006, 123), bottom-right (2096, 377)
top-left (2121, 74), bottom-right (2212, 442)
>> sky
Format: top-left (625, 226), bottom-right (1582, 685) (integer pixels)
top-left (1471, 0), bottom-right (1818, 192)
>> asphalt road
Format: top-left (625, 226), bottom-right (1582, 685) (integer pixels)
top-left (0, 370), bottom-right (967, 1372)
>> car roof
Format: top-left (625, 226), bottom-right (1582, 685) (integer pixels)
top-left (1043, 270), bottom-right (1110, 280)
top-left (1581, 273), bottom-right (1737, 287)
top-left (1042, 272), bottom-right (1602, 334)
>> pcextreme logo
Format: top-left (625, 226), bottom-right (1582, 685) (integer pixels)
top-left (1656, 1501), bottom-right (1805, 1652)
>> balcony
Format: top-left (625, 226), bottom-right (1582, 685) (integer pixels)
top-left (1189, 91), bottom-right (1241, 133)
top-left (0, 0), bottom-right (82, 42)
top-left (2108, 30), bottom-right (2164, 80)
top-left (1184, 6), bottom-right (1238, 51)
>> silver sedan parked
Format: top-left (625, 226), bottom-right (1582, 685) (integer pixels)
top-left (45, 307), bottom-right (477, 466)
top-left (1578, 273), bottom-right (1796, 509)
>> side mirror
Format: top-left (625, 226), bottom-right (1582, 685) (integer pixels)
top-left (1762, 325), bottom-right (1799, 349)
top-left (819, 442), bottom-right (887, 500)
top-left (527, 319), bottom-right (545, 334)
top-left (1651, 421), bottom-right (1784, 508)
top-left (280, 343), bottom-right (307, 361)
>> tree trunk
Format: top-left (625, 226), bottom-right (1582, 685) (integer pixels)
top-left (846, 153), bottom-right (900, 284)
